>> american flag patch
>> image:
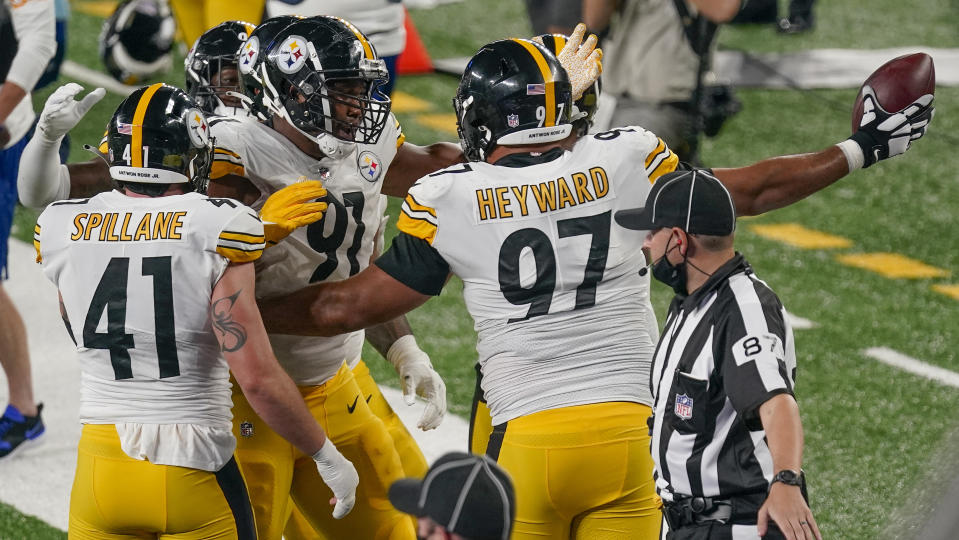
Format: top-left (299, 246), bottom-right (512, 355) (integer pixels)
top-left (117, 122), bottom-right (133, 135)
top-left (526, 84), bottom-right (545, 95)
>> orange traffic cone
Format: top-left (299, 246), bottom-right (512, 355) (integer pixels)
top-left (397, 7), bottom-right (434, 74)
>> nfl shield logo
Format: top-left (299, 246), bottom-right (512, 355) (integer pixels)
top-left (507, 114), bottom-right (519, 128)
top-left (674, 394), bottom-right (693, 420)
top-left (240, 421), bottom-right (254, 438)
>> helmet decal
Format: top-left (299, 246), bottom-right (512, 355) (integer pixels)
top-left (239, 36), bottom-right (260, 75)
top-left (275, 35), bottom-right (308, 74)
top-left (185, 108), bottom-right (209, 147)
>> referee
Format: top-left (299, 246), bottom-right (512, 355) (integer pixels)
top-left (615, 169), bottom-right (821, 540)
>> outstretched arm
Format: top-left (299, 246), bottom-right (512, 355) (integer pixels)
top-left (382, 142), bottom-right (464, 197)
top-left (713, 146), bottom-right (848, 217)
top-left (716, 91), bottom-right (933, 217)
top-left (260, 263), bottom-right (432, 337)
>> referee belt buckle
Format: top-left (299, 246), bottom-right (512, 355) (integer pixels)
top-left (665, 496), bottom-right (733, 529)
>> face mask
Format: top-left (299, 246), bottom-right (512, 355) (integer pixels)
top-left (651, 234), bottom-right (688, 295)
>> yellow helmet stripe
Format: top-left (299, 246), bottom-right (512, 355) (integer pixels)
top-left (131, 83), bottom-right (163, 168)
top-left (337, 17), bottom-right (374, 59)
top-left (552, 35), bottom-right (567, 53)
top-left (512, 39), bottom-right (555, 127)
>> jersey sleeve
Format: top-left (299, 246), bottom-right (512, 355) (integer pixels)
top-left (209, 118), bottom-right (247, 180)
top-left (98, 128), bottom-right (109, 155)
top-left (393, 115), bottom-right (406, 149)
top-left (623, 127), bottom-right (680, 184)
top-left (395, 171), bottom-right (457, 245)
top-left (717, 293), bottom-right (794, 426)
top-left (214, 208), bottom-right (265, 263)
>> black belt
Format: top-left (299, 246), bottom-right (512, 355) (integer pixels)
top-left (663, 493), bottom-right (764, 530)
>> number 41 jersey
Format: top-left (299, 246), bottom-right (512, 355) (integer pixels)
top-left (398, 127), bottom-right (679, 425)
top-left (35, 190), bottom-right (264, 432)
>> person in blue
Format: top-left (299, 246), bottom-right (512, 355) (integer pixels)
top-left (0, 0), bottom-right (56, 460)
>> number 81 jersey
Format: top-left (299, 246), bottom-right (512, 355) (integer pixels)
top-left (398, 127), bottom-right (679, 424)
top-left (209, 115), bottom-right (402, 385)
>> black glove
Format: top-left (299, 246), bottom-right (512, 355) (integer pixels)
top-left (848, 86), bottom-right (934, 168)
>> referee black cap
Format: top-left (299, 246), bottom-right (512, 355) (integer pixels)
top-left (389, 452), bottom-right (515, 540)
top-left (615, 168), bottom-right (737, 235)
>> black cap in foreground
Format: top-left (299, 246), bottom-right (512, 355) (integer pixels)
top-left (615, 168), bottom-right (737, 235)
top-left (389, 452), bottom-right (515, 540)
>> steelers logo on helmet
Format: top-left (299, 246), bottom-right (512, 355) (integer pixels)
top-left (239, 36), bottom-right (260, 75)
top-left (357, 151), bottom-right (382, 183)
top-left (185, 108), bottom-right (210, 147)
top-left (275, 36), bottom-right (309, 74)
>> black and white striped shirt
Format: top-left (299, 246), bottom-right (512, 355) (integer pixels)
top-left (650, 254), bottom-right (796, 502)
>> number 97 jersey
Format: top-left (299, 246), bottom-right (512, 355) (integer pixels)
top-left (397, 127), bottom-right (679, 424)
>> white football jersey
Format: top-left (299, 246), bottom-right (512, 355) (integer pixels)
top-left (36, 190), bottom-right (265, 470)
top-left (210, 114), bottom-right (403, 384)
top-left (398, 127), bottom-right (679, 424)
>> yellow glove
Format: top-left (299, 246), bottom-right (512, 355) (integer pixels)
top-left (536, 23), bottom-right (602, 101)
top-left (260, 179), bottom-right (328, 246)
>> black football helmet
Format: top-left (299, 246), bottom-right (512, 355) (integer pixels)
top-left (248, 16), bottom-right (391, 157)
top-left (185, 20), bottom-right (257, 114)
top-left (107, 84), bottom-right (214, 193)
top-left (536, 33), bottom-right (602, 137)
top-left (237, 15), bottom-right (304, 119)
top-left (99, 0), bottom-right (175, 85)
top-left (454, 39), bottom-right (573, 162)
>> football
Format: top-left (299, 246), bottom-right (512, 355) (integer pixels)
top-left (852, 52), bottom-right (936, 132)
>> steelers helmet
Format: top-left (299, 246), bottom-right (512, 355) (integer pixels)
top-left (536, 33), bottom-right (601, 136)
top-left (237, 15), bottom-right (304, 120)
top-left (107, 84), bottom-right (214, 193)
top-left (454, 39), bottom-right (573, 162)
top-left (250, 16), bottom-right (391, 157)
top-left (99, 0), bottom-right (175, 85)
top-left (185, 20), bottom-right (257, 115)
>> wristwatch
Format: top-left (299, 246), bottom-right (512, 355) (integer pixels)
top-left (770, 469), bottom-right (802, 488)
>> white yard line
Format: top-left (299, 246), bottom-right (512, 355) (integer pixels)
top-left (863, 347), bottom-right (959, 389)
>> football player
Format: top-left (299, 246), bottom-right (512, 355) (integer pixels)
top-left (185, 20), bottom-right (257, 116)
top-left (18, 15), bottom-right (458, 540)
top-left (467, 29), bottom-right (610, 456)
top-left (36, 84), bottom-right (357, 538)
top-left (256, 34), bottom-right (933, 539)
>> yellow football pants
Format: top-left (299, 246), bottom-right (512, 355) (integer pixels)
top-left (283, 359), bottom-right (426, 539)
top-left (168, 0), bottom-right (265, 46)
top-left (232, 362), bottom-right (416, 540)
top-left (490, 402), bottom-right (663, 540)
top-left (469, 363), bottom-right (494, 455)
top-left (69, 424), bottom-right (255, 539)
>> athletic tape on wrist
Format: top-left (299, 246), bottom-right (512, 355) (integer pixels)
top-left (836, 139), bottom-right (865, 172)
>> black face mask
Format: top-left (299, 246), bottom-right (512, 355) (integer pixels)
top-left (651, 234), bottom-right (688, 296)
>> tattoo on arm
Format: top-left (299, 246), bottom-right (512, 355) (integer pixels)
top-left (212, 290), bottom-right (248, 352)
top-left (58, 292), bottom-right (77, 346)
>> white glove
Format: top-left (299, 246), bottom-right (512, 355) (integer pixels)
top-left (37, 83), bottom-right (106, 143)
top-left (313, 439), bottom-right (359, 519)
top-left (387, 335), bottom-right (447, 431)
top-left (840, 86), bottom-right (934, 169)
top-left (551, 23), bottom-right (602, 101)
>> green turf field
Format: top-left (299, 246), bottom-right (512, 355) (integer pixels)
top-left (4, 0), bottom-right (958, 538)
